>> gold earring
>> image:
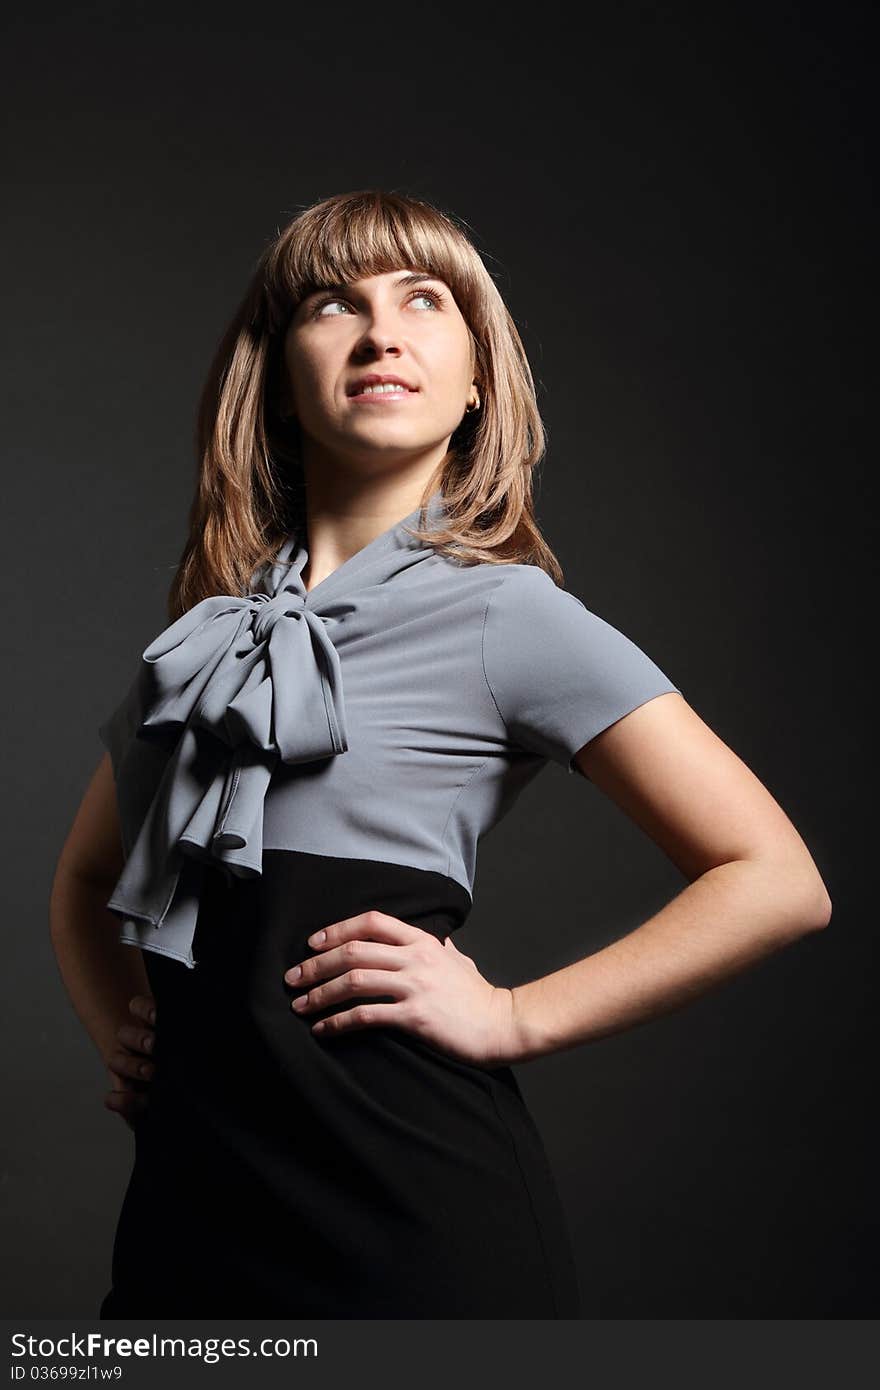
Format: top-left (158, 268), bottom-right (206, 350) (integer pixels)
top-left (465, 390), bottom-right (481, 414)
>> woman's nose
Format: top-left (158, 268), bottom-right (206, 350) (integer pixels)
top-left (356, 335), bottom-right (402, 358)
top-left (354, 313), bottom-right (404, 355)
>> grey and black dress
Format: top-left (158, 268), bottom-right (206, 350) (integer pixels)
top-left (96, 488), bottom-right (680, 1319)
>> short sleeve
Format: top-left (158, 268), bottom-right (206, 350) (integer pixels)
top-left (98, 667), bottom-right (144, 782)
top-left (481, 567), bottom-right (682, 774)
top-left (98, 659), bottom-right (175, 859)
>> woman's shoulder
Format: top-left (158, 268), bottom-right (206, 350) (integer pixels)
top-left (436, 553), bottom-right (575, 602)
top-left (462, 558), bottom-right (587, 619)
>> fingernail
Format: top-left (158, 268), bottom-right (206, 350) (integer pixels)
top-left (292, 994), bottom-right (308, 1010)
top-left (149, 1009), bottom-right (156, 1024)
top-left (142, 1035), bottom-right (154, 1053)
top-left (308, 930), bottom-right (326, 946)
top-left (285, 965), bottom-right (301, 982)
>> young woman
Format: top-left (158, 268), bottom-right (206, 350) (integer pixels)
top-left (50, 189), bottom-right (831, 1319)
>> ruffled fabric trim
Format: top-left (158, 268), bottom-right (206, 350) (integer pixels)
top-left (105, 558), bottom-right (348, 965)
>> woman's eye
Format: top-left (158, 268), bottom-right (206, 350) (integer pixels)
top-left (313, 287), bottom-right (444, 318)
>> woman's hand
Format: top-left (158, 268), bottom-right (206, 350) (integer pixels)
top-left (104, 994), bottom-right (157, 1130)
top-left (283, 912), bottom-right (518, 1069)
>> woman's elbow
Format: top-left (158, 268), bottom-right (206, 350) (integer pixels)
top-left (791, 870), bottom-right (832, 931)
top-left (812, 883), bottom-right (833, 930)
top-left (751, 859), bottom-right (833, 935)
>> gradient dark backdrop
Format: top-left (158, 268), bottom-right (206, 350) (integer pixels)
top-left (4, 4), bottom-right (872, 1317)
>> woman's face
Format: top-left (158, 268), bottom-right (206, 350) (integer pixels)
top-left (281, 269), bottom-right (477, 467)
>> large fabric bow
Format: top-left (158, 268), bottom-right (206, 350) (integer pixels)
top-left (103, 547), bottom-right (349, 968)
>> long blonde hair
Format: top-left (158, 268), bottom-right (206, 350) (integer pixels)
top-left (169, 189), bottom-right (564, 620)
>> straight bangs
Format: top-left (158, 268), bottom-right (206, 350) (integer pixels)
top-left (264, 191), bottom-right (490, 345)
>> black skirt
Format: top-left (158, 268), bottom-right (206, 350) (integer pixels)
top-left (99, 851), bottom-right (582, 1319)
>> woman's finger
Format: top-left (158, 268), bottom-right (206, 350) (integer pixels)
top-left (104, 1085), bottom-right (143, 1111)
top-left (107, 1048), bottom-right (155, 1082)
top-left (104, 1063), bottom-right (150, 1128)
top-left (105, 1088), bottom-right (149, 1128)
top-left (115, 1022), bottom-right (156, 1056)
top-left (290, 967), bottom-right (405, 1016)
top-left (104, 1000), bottom-right (158, 1128)
top-left (128, 994), bottom-right (157, 1026)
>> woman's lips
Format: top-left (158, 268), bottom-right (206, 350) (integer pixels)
top-left (347, 388), bottom-right (420, 403)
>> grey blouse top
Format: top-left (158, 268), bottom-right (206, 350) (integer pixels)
top-left (99, 488), bottom-right (681, 968)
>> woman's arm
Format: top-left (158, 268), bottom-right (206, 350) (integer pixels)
top-left (49, 753), bottom-right (153, 1069)
top-left (507, 693), bottom-right (832, 1062)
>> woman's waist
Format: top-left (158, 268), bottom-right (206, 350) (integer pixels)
top-left (143, 846), bottom-right (471, 1018)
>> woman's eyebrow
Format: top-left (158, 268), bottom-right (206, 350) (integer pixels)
top-left (394, 271), bottom-right (446, 288)
top-left (305, 272), bottom-right (446, 299)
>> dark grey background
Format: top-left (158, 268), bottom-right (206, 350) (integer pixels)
top-left (3, 3), bottom-right (872, 1318)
